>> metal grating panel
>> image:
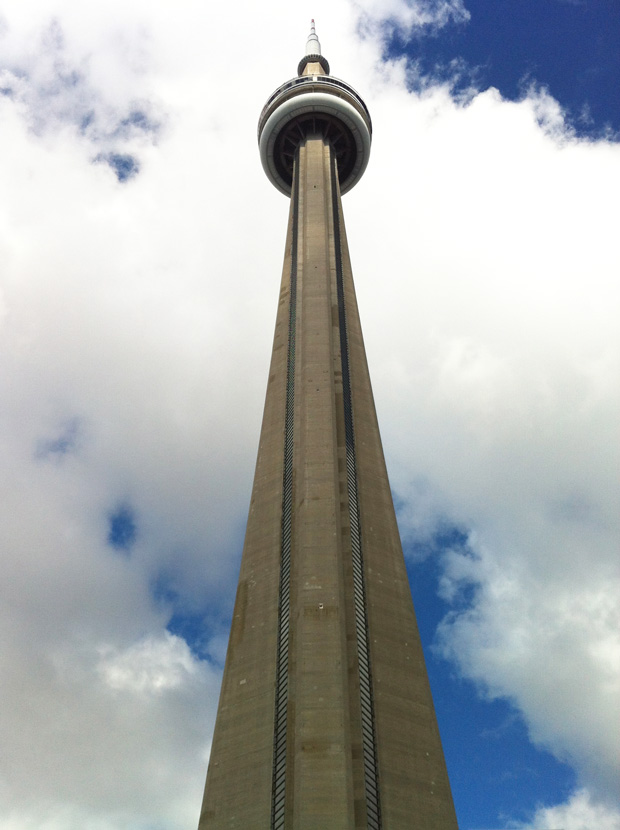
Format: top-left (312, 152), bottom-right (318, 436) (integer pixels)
top-left (271, 157), bottom-right (300, 830)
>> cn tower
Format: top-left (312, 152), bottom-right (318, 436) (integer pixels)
top-left (198, 23), bottom-right (458, 830)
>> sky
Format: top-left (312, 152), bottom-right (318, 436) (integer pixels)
top-left (0, 1), bottom-right (618, 829)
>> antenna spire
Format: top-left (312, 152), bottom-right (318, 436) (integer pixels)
top-left (298, 20), bottom-right (330, 76)
top-left (305, 19), bottom-right (321, 56)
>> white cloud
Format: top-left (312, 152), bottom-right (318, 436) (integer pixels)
top-left (355, 0), bottom-right (470, 38)
top-left (97, 632), bottom-right (202, 694)
top-left (0, 0), bottom-right (618, 828)
top-left (436, 539), bottom-right (620, 794)
top-left (356, 53), bottom-right (619, 819)
top-left (521, 788), bottom-right (620, 830)
top-left (352, 34), bottom-right (619, 823)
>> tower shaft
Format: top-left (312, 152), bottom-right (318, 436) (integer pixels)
top-left (199, 136), bottom-right (458, 829)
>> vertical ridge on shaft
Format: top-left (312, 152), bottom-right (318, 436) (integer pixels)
top-left (271, 157), bottom-right (300, 829)
top-left (331, 152), bottom-right (382, 830)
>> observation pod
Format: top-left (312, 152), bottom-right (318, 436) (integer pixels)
top-left (258, 24), bottom-right (372, 196)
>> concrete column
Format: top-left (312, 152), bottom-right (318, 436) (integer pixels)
top-left (288, 136), bottom-right (355, 828)
top-left (199, 133), bottom-right (458, 830)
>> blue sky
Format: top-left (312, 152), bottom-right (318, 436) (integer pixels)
top-left (0, 2), bottom-right (617, 829)
top-left (386, 0), bottom-right (620, 138)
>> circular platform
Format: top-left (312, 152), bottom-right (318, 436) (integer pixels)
top-left (258, 75), bottom-right (372, 196)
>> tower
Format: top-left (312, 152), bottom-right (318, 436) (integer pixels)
top-left (198, 24), bottom-right (458, 830)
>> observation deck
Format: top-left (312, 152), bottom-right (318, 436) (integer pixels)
top-left (258, 72), bottom-right (372, 197)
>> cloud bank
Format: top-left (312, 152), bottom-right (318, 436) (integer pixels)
top-left (0, 1), bottom-right (617, 827)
